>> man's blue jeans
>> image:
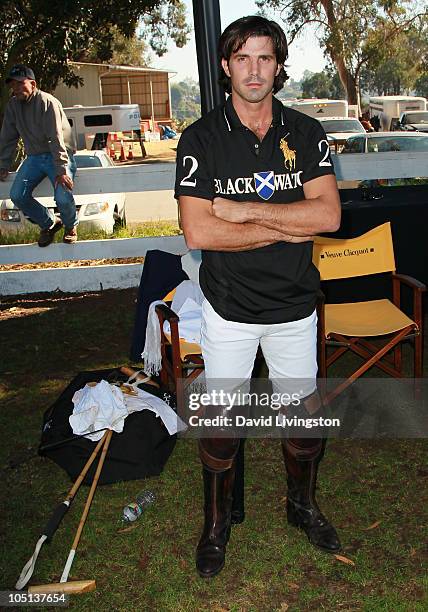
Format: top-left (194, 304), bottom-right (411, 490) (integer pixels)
top-left (10, 152), bottom-right (78, 230)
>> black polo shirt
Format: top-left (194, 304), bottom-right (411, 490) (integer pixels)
top-left (174, 95), bottom-right (335, 324)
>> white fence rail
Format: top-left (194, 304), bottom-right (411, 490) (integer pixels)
top-left (0, 162), bottom-right (175, 198)
top-left (0, 152), bottom-right (427, 201)
top-left (0, 236), bottom-right (204, 295)
top-left (1, 153), bottom-right (427, 296)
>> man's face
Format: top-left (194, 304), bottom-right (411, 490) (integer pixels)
top-left (9, 78), bottom-right (36, 101)
top-left (222, 36), bottom-right (280, 104)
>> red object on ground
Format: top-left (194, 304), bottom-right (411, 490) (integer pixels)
top-left (127, 145), bottom-right (134, 160)
top-left (109, 143), bottom-right (115, 159)
top-left (119, 141), bottom-right (126, 162)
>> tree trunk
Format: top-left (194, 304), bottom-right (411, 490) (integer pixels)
top-left (0, 87), bottom-right (11, 129)
top-left (319, 0), bottom-right (360, 111)
top-left (333, 56), bottom-right (359, 105)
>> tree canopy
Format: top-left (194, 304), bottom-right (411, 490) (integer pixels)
top-left (415, 73), bottom-right (428, 98)
top-left (360, 25), bottom-right (427, 95)
top-left (301, 69), bottom-right (345, 99)
top-left (257, 0), bottom-right (427, 107)
top-left (171, 79), bottom-right (201, 129)
top-left (1, 0), bottom-right (189, 117)
top-left (81, 27), bottom-right (152, 68)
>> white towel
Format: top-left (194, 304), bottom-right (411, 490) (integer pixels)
top-left (124, 386), bottom-right (187, 434)
top-left (141, 299), bottom-right (165, 375)
top-left (141, 281), bottom-right (204, 375)
top-left (70, 380), bottom-right (187, 439)
top-left (70, 380), bottom-right (128, 441)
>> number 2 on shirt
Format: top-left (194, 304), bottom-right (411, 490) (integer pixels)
top-left (180, 155), bottom-right (199, 186)
top-left (318, 140), bottom-right (332, 167)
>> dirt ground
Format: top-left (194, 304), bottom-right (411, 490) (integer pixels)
top-left (120, 139), bottom-right (177, 165)
top-left (1, 288), bottom-right (427, 611)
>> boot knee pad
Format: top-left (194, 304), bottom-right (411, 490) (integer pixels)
top-left (199, 438), bottom-right (240, 472)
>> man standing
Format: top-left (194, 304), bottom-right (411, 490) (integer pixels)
top-left (175, 16), bottom-right (342, 578)
top-left (0, 65), bottom-right (78, 246)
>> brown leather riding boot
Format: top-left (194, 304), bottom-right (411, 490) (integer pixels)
top-left (196, 437), bottom-right (239, 578)
top-left (282, 437), bottom-right (341, 552)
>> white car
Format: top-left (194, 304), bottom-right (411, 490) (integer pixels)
top-left (398, 110), bottom-right (428, 133)
top-left (341, 131), bottom-right (428, 153)
top-left (0, 150), bottom-right (126, 235)
top-left (318, 116), bottom-right (366, 152)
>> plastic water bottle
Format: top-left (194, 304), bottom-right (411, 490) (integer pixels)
top-left (122, 490), bottom-right (155, 523)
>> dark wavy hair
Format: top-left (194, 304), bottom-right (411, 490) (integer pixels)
top-left (218, 16), bottom-right (289, 94)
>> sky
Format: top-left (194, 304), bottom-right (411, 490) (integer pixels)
top-left (153, 0), bottom-right (327, 83)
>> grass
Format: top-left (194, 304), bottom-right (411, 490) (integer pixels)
top-left (0, 290), bottom-right (427, 611)
top-left (0, 220), bottom-right (181, 245)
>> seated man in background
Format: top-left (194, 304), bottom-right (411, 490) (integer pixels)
top-left (0, 64), bottom-right (78, 246)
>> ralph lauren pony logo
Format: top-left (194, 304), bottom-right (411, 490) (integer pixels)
top-left (280, 135), bottom-right (296, 171)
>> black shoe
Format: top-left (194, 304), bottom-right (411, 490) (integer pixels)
top-left (287, 497), bottom-right (341, 552)
top-left (231, 509), bottom-right (245, 524)
top-left (63, 226), bottom-right (77, 244)
top-left (38, 218), bottom-right (63, 247)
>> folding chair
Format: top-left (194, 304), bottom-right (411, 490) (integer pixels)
top-left (131, 249), bottom-right (246, 523)
top-left (155, 288), bottom-right (204, 412)
top-left (313, 222), bottom-right (426, 403)
top-left (130, 248), bottom-right (204, 412)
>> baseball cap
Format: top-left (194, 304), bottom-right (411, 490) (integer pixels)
top-left (5, 65), bottom-right (36, 84)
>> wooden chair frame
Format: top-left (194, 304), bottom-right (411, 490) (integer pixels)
top-left (155, 303), bottom-right (204, 414)
top-left (317, 272), bottom-right (426, 405)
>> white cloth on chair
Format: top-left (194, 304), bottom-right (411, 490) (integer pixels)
top-left (170, 280), bottom-right (204, 312)
top-left (163, 297), bottom-right (202, 344)
top-left (141, 299), bottom-right (165, 375)
top-left (141, 281), bottom-right (203, 375)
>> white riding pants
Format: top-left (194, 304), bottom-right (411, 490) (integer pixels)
top-left (200, 299), bottom-right (318, 401)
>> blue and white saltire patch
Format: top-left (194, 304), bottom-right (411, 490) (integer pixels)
top-left (254, 171), bottom-right (275, 201)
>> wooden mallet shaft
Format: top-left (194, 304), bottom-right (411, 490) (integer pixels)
top-left (28, 580), bottom-right (96, 595)
top-left (60, 429), bottom-right (113, 584)
top-left (28, 430), bottom-right (112, 595)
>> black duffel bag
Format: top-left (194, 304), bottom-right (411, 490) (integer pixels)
top-left (39, 368), bottom-right (176, 485)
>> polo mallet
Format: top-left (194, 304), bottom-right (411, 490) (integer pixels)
top-left (15, 433), bottom-right (106, 590)
top-left (119, 365), bottom-right (159, 388)
top-left (28, 429), bottom-right (113, 595)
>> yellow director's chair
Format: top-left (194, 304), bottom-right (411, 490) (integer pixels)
top-left (313, 222), bottom-right (426, 403)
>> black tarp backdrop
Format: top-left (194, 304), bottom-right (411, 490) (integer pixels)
top-left (329, 186), bottom-right (428, 314)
